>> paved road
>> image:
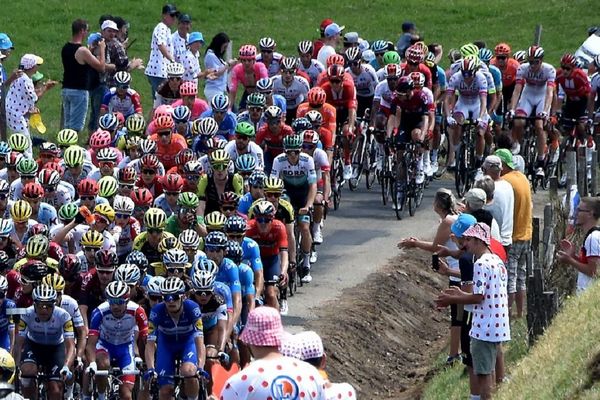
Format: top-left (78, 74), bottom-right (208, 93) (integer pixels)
top-left (283, 176), bottom-right (450, 331)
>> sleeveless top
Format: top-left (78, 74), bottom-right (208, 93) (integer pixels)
top-left (61, 42), bottom-right (89, 90)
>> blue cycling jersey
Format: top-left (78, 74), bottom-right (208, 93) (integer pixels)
top-left (216, 257), bottom-right (241, 295)
top-left (237, 192), bottom-right (259, 216)
top-left (200, 110), bottom-right (237, 139)
top-left (37, 203), bottom-right (57, 227)
top-left (147, 300), bottom-right (203, 343)
top-left (436, 65), bottom-right (447, 91)
top-left (241, 237), bottom-right (263, 273)
top-left (214, 281), bottom-right (233, 310)
top-left (0, 299), bottom-right (16, 334)
top-left (488, 64), bottom-right (503, 91)
top-left (238, 262), bottom-right (256, 297)
top-left (273, 94), bottom-right (287, 113)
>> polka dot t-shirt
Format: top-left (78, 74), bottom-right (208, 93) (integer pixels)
top-left (221, 356), bottom-right (327, 400)
top-left (146, 22), bottom-right (173, 79)
top-left (325, 382), bottom-right (357, 400)
top-left (470, 252), bottom-right (511, 343)
top-left (5, 74), bottom-right (37, 118)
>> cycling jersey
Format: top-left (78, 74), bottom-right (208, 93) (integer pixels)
top-left (231, 63), bottom-right (269, 95)
top-left (436, 65), bottom-right (447, 92)
top-left (60, 294), bottom-right (85, 328)
top-left (147, 299), bottom-right (203, 343)
top-left (391, 89), bottom-right (434, 115)
top-left (133, 231), bottom-right (175, 264)
top-left (79, 270), bottom-right (108, 318)
top-left (237, 192), bottom-right (261, 216)
top-left (197, 172), bottom-right (244, 215)
top-left (100, 88), bottom-right (143, 117)
top-left (446, 71), bottom-right (488, 103)
top-left (247, 198), bottom-right (294, 224)
top-left (171, 98), bottom-right (209, 120)
top-left (296, 102), bottom-right (336, 143)
top-left (488, 64), bottom-right (503, 92)
top-left (320, 80), bottom-right (358, 111)
top-left (246, 218), bottom-right (288, 258)
top-left (374, 80), bottom-right (396, 110)
top-left (272, 75), bottom-right (310, 110)
top-left (240, 236), bottom-right (263, 273)
top-left (255, 124), bottom-right (294, 160)
top-left (271, 152), bottom-right (318, 189)
top-left (200, 109), bottom-right (237, 140)
top-left (256, 52), bottom-right (283, 77)
top-left (311, 148), bottom-right (331, 183)
top-left (224, 140), bottom-right (265, 171)
top-left (29, 202), bottom-right (57, 227)
top-left (197, 292), bottom-right (228, 331)
top-left (112, 219), bottom-right (141, 257)
top-left (401, 62), bottom-right (433, 89)
top-left (18, 306), bottom-right (74, 345)
top-left (135, 176), bottom-right (164, 198)
top-left (516, 62), bottom-right (556, 95)
top-left (61, 161), bottom-right (98, 188)
top-left (347, 64), bottom-right (379, 97)
top-left (216, 257), bottom-right (241, 295)
top-left (238, 262), bottom-right (255, 298)
top-left (298, 59), bottom-right (325, 87)
top-left (556, 68), bottom-right (591, 100)
top-left (153, 194), bottom-right (180, 217)
top-left (268, 94), bottom-right (288, 114)
top-left (236, 111), bottom-right (267, 133)
top-left (491, 57), bottom-right (520, 87)
top-left (149, 132), bottom-right (188, 171)
top-left (89, 300), bottom-right (149, 345)
top-left (43, 185), bottom-right (72, 209)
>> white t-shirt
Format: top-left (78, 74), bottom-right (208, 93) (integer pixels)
top-left (171, 31), bottom-right (188, 64)
top-left (484, 179), bottom-right (514, 246)
top-left (181, 49), bottom-right (200, 85)
top-left (317, 45), bottom-right (336, 67)
top-left (204, 50), bottom-right (227, 93)
top-left (146, 22), bottom-right (173, 78)
top-left (470, 252), bottom-right (510, 343)
top-left (325, 382), bottom-right (357, 400)
top-left (577, 229), bottom-right (600, 293)
top-left (221, 356), bottom-right (327, 400)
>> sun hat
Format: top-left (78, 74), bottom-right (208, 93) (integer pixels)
top-left (20, 54), bottom-right (43, 70)
top-left (494, 148), bottom-right (515, 169)
top-left (178, 14), bottom-right (191, 23)
top-left (451, 213), bottom-right (477, 238)
top-left (239, 306), bottom-right (283, 347)
top-left (187, 32), bottom-right (204, 45)
top-left (319, 18), bottom-right (334, 33)
top-left (462, 222), bottom-right (491, 245)
top-left (464, 188), bottom-right (487, 210)
top-left (295, 331), bottom-right (324, 360)
top-left (280, 332), bottom-right (301, 359)
top-left (343, 32), bottom-right (359, 44)
top-left (0, 33), bottom-right (13, 50)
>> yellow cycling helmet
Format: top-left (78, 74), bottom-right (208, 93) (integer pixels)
top-left (81, 230), bottom-right (104, 248)
top-left (42, 273), bottom-right (66, 292)
top-left (144, 207), bottom-right (167, 229)
top-left (25, 234), bottom-right (49, 258)
top-left (209, 149), bottom-right (230, 166)
top-left (0, 347), bottom-right (16, 387)
top-left (205, 211), bottom-right (227, 231)
top-left (8, 133), bottom-right (30, 153)
top-left (264, 177), bottom-right (285, 193)
top-left (94, 203), bottom-right (116, 223)
top-left (10, 200), bottom-right (32, 222)
top-left (158, 236), bottom-right (182, 253)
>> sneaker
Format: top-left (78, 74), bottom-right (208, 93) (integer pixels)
top-left (474, 168), bottom-right (484, 181)
top-left (431, 161), bottom-right (439, 174)
top-left (446, 354), bottom-right (462, 366)
top-left (301, 268), bottom-right (312, 283)
top-left (279, 299), bottom-right (289, 316)
top-left (343, 164), bottom-right (353, 180)
top-left (312, 226), bottom-right (323, 244)
top-left (511, 142), bottom-right (521, 155)
top-left (536, 167), bottom-right (545, 177)
top-left (310, 251), bottom-right (318, 264)
top-left (415, 171), bottom-right (425, 185)
top-left (424, 161), bottom-right (433, 177)
top-left (447, 160), bottom-right (456, 172)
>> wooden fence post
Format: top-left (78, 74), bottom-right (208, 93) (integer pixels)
top-left (542, 204), bottom-right (555, 267)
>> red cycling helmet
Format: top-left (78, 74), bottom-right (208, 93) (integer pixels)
top-left (180, 81), bottom-right (198, 96)
top-left (327, 64), bottom-right (345, 80)
top-left (239, 44), bottom-right (257, 60)
top-left (303, 129), bottom-right (320, 145)
top-left (307, 87), bottom-right (326, 107)
top-left (22, 182), bottom-right (44, 199)
top-left (220, 191), bottom-right (240, 205)
top-left (59, 254), bottom-right (82, 280)
top-left (154, 115), bottom-right (174, 132)
top-left (42, 161), bottom-right (64, 176)
top-left (130, 187), bottom-right (154, 206)
top-left (95, 249), bottom-right (118, 268)
top-left (560, 53), bottom-right (576, 68)
top-left (494, 43), bottom-right (511, 57)
top-left (118, 166), bottom-right (137, 183)
top-left (89, 129), bottom-right (112, 150)
top-left (162, 173), bottom-right (185, 192)
top-left (326, 54), bottom-right (345, 68)
top-left (153, 105), bottom-right (173, 120)
top-left (140, 154), bottom-right (160, 170)
top-left (175, 149), bottom-right (195, 166)
top-left (114, 112), bottom-right (125, 126)
top-left (78, 178), bottom-right (99, 197)
top-left (405, 46), bottom-right (425, 64)
top-left (29, 223), bottom-right (49, 237)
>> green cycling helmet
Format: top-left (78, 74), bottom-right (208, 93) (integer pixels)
top-left (246, 92), bottom-right (266, 108)
top-left (59, 203), bottom-right (79, 221)
top-left (460, 43), bottom-right (480, 58)
top-left (382, 51), bottom-right (400, 65)
top-left (8, 134), bottom-right (30, 153)
top-left (464, 54), bottom-right (481, 68)
top-left (98, 176), bottom-right (118, 198)
top-left (178, 192), bottom-right (199, 208)
top-left (63, 146), bottom-right (84, 168)
top-left (283, 134), bottom-right (303, 150)
top-left (16, 158), bottom-right (38, 176)
top-left (57, 129), bottom-right (79, 147)
top-left (235, 121), bottom-right (255, 137)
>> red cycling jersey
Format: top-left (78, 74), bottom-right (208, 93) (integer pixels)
top-left (390, 89), bottom-right (435, 115)
top-left (556, 68), bottom-right (591, 100)
top-left (255, 124), bottom-right (294, 159)
top-left (320, 80), bottom-right (358, 111)
top-left (401, 63), bottom-right (433, 89)
top-left (245, 219), bottom-right (288, 257)
top-left (315, 71), bottom-right (354, 88)
top-left (296, 102), bottom-right (337, 137)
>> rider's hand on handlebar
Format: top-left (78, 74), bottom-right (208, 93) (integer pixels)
top-left (537, 111), bottom-right (548, 119)
top-left (144, 368), bottom-right (157, 382)
top-left (197, 367), bottom-right (210, 380)
top-left (506, 109), bottom-right (515, 120)
top-left (60, 366), bottom-right (72, 380)
top-left (86, 361), bottom-right (97, 375)
top-left (279, 271), bottom-right (289, 286)
top-left (299, 206), bottom-right (310, 215)
top-left (476, 118), bottom-right (487, 129)
top-left (217, 351), bottom-right (230, 364)
top-left (446, 116), bottom-right (457, 126)
top-left (134, 357), bottom-right (144, 369)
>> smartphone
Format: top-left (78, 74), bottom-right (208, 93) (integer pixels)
top-left (432, 253), bottom-right (440, 271)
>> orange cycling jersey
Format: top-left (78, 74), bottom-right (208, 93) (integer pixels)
top-left (296, 102), bottom-right (336, 146)
top-left (320, 80), bottom-right (358, 111)
top-left (491, 57), bottom-right (520, 87)
top-left (315, 71), bottom-right (353, 88)
top-left (150, 132), bottom-right (188, 171)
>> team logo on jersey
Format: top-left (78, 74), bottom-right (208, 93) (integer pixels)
top-left (271, 375), bottom-right (299, 399)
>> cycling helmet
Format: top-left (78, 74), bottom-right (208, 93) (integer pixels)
top-left (140, 154), bottom-right (160, 170)
top-left (283, 134), bottom-right (303, 150)
top-left (210, 94), bottom-right (229, 112)
top-left (154, 115), bottom-right (175, 131)
top-left (246, 92), bottom-right (266, 108)
top-left (494, 43), bottom-right (511, 56)
top-left (253, 200), bottom-right (275, 216)
top-left (0, 180), bottom-right (7, 196)
top-left (176, 149), bottom-right (195, 166)
top-left (59, 254), bottom-right (81, 279)
top-left (0, 275), bottom-right (7, 294)
top-left (408, 72), bottom-right (425, 88)
top-left (105, 280), bottom-right (130, 299)
top-left (98, 176), bottom-right (118, 198)
top-left (94, 203), bottom-right (116, 223)
top-left (99, 113), bottom-right (119, 132)
top-left (247, 170), bottom-right (266, 188)
top-left (8, 134), bottom-right (29, 153)
top-left (36, 171), bottom-right (59, 190)
top-left (6, 152), bottom-right (23, 167)
top-left (21, 260), bottom-right (48, 283)
top-left (160, 276), bottom-right (186, 295)
top-left (197, 258), bottom-right (218, 275)
top-left (327, 64), bottom-right (345, 79)
top-left (26, 234), bottom-right (48, 258)
top-left (305, 110), bottom-right (323, 126)
top-left (0, 252), bottom-right (9, 273)
top-left (479, 48), bottom-right (493, 63)
top-left (114, 71), bottom-right (131, 86)
top-left (225, 215), bottom-right (247, 233)
top-left (209, 149), bottom-right (230, 166)
top-left (371, 40), bottom-right (388, 54)
top-left (153, 105), bottom-right (174, 120)
top-left (78, 178), bottom-right (99, 196)
top-left (194, 117), bottom-right (219, 138)
top-left (39, 142), bottom-right (60, 157)
top-left (179, 229), bottom-right (201, 248)
top-left (206, 138), bottom-right (226, 150)
top-left (147, 276), bottom-right (165, 296)
top-left (235, 153), bottom-right (257, 173)
top-left (460, 43), bottom-right (480, 58)
top-left (22, 182), bottom-right (44, 199)
top-left (126, 113), bottom-right (146, 134)
top-left (32, 284), bottom-right (57, 303)
top-left (225, 240), bottom-right (243, 263)
top-left (162, 173), bottom-right (185, 193)
top-left (63, 146), bottom-right (84, 167)
top-left (303, 129), bottom-right (319, 145)
top-left (191, 268), bottom-right (216, 290)
top-left (297, 40), bottom-right (313, 54)
top-left (27, 222), bottom-right (47, 238)
top-left (264, 105), bottom-right (282, 120)
top-left (405, 46), bottom-right (425, 64)
top-left (560, 53), bottom-right (576, 67)
top-left (220, 192), bottom-right (240, 206)
top-left (384, 63), bottom-right (401, 78)
top-left (125, 250), bottom-right (149, 271)
top-left (97, 147), bottom-right (118, 162)
top-left (259, 37), bottom-right (276, 51)
top-left (114, 112), bottom-right (125, 127)
top-left (113, 195), bottom-right (135, 214)
top-left (144, 207), bottom-right (167, 229)
top-left (235, 121), bottom-right (255, 137)
top-left (42, 273), bottom-right (66, 292)
top-left (425, 51), bottom-right (437, 65)
top-left (89, 129), bottom-right (112, 149)
top-left (307, 86), bottom-right (326, 107)
top-left (115, 264), bottom-right (141, 286)
top-left (81, 230), bottom-right (104, 248)
top-left (527, 45), bottom-right (544, 59)
top-left (239, 44), bottom-right (257, 60)
top-left (10, 200), bottom-right (32, 222)
top-left (205, 231), bottom-right (228, 248)
top-left (16, 158), bottom-right (38, 176)
top-left (0, 142), bottom-right (9, 158)
top-left (166, 62), bottom-right (185, 77)
top-left (182, 160), bottom-right (203, 176)
top-left (0, 219), bottom-right (12, 237)
top-left (291, 117), bottom-right (312, 133)
top-left (177, 191), bottom-right (200, 208)
top-left (593, 55), bottom-right (600, 69)
top-left (179, 81), bottom-right (197, 96)
top-left (345, 47), bottom-right (362, 63)
top-left (264, 176), bottom-right (285, 193)
top-left (163, 248), bottom-right (188, 265)
top-left (139, 139), bottom-right (158, 155)
top-left (460, 57), bottom-right (478, 73)
top-left (256, 78), bottom-right (273, 93)
top-left (131, 187), bottom-right (153, 206)
top-left (95, 249), bottom-right (119, 268)
top-left (383, 51), bottom-right (401, 65)
top-left (158, 236), bottom-right (182, 253)
top-left (58, 203), bottom-right (79, 222)
top-left (281, 57), bottom-right (298, 71)
top-left (173, 105), bottom-right (191, 123)
top-left (205, 211), bottom-right (227, 230)
top-left (118, 166), bottom-right (137, 183)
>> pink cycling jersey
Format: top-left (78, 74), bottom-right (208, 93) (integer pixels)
top-left (230, 63), bottom-right (269, 93)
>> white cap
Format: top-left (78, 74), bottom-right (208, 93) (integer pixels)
top-left (101, 20), bottom-right (118, 31)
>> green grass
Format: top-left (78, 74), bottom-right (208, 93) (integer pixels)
top-left (2, 0), bottom-right (597, 141)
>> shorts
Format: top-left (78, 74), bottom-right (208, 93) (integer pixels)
top-left (563, 97), bottom-right (588, 121)
top-left (22, 339), bottom-right (65, 380)
top-left (399, 113), bottom-right (425, 136)
top-left (357, 95), bottom-right (374, 119)
top-left (155, 337), bottom-right (198, 386)
top-left (449, 280), bottom-right (464, 327)
top-left (470, 338), bottom-right (499, 375)
top-left (516, 91), bottom-right (545, 117)
top-left (507, 240), bottom-right (530, 293)
top-left (461, 311), bottom-right (473, 367)
top-left (286, 187), bottom-right (310, 223)
top-left (262, 254), bottom-right (281, 285)
top-left (96, 340), bottom-right (136, 385)
top-left (453, 99), bottom-right (481, 123)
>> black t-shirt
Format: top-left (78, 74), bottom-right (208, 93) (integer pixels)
top-left (470, 209), bottom-right (494, 230)
top-left (459, 252), bottom-right (475, 282)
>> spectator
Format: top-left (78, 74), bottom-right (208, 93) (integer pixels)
top-left (112, 16), bottom-right (129, 45)
top-left (104, 20), bottom-right (144, 87)
top-left (312, 18), bottom-right (333, 59)
top-left (557, 197), bottom-right (600, 294)
top-left (0, 33), bottom-right (16, 140)
top-left (146, 4), bottom-right (179, 100)
top-left (61, 19), bottom-right (106, 133)
top-left (396, 21), bottom-right (419, 58)
top-left (317, 22), bottom-right (344, 66)
top-left (495, 148), bottom-right (532, 319)
top-left (463, 188), bottom-right (501, 241)
top-left (172, 14), bottom-right (191, 64)
top-left (181, 32), bottom-right (211, 86)
top-left (203, 32), bottom-right (235, 103)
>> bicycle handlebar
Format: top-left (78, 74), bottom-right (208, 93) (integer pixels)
top-left (92, 369), bottom-right (142, 377)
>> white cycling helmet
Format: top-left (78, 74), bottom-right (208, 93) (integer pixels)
top-left (113, 195), bottom-right (135, 215)
top-left (162, 248), bottom-right (189, 265)
top-left (160, 276), bottom-right (186, 295)
top-left (114, 71), bottom-right (131, 86)
top-left (191, 268), bottom-right (215, 291)
top-left (105, 280), bottom-right (130, 299)
top-left (114, 264), bottom-right (141, 286)
top-left (198, 258), bottom-right (218, 276)
top-left (166, 62), bottom-right (185, 77)
top-left (179, 229), bottom-right (201, 249)
top-left (33, 284), bottom-right (57, 302)
top-left (147, 276), bottom-right (165, 296)
top-left (0, 276), bottom-right (8, 292)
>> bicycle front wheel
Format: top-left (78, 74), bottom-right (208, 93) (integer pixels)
top-left (455, 146), bottom-right (469, 197)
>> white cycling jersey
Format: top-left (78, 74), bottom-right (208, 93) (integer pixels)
top-left (446, 71), bottom-right (488, 103)
top-left (43, 184), bottom-right (73, 209)
top-left (153, 194), bottom-right (180, 217)
top-left (311, 148), bottom-right (330, 181)
top-left (18, 306), bottom-right (74, 345)
top-left (89, 300), bottom-right (148, 346)
top-left (256, 52), bottom-right (283, 77)
top-left (347, 64), bottom-right (379, 97)
top-left (374, 80), bottom-right (395, 109)
top-left (272, 75), bottom-right (310, 109)
top-left (516, 62), bottom-right (556, 96)
top-left (297, 59), bottom-right (325, 86)
top-left (60, 294), bottom-right (85, 328)
top-left (224, 141), bottom-right (264, 171)
top-left (376, 67), bottom-right (386, 82)
top-left (270, 152), bottom-right (317, 188)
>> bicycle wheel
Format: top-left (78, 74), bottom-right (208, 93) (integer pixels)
top-left (288, 263), bottom-right (298, 295)
top-left (365, 138), bottom-right (378, 189)
top-left (415, 183), bottom-right (424, 208)
top-left (454, 145), bottom-right (468, 197)
top-left (349, 135), bottom-right (365, 191)
top-left (408, 183), bottom-right (417, 217)
top-left (393, 179), bottom-right (406, 220)
top-left (381, 159), bottom-right (391, 206)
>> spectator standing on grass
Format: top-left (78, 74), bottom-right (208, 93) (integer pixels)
top-left (203, 32), bottom-right (236, 103)
top-left (181, 32), bottom-right (213, 86)
top-left (436, 222), bottom-right (510, 400)
top-left (312, 19), bottom-right (333, 59)
top-left (0, 33), bottom-right (17, 140)
top-left (495, 148), bottom-right (531, 319)
top-left (146, 4), bottom-right (179, 100)
top-left (557, 197), bottom-right (600, 294)
top-left (463, 188), bottom-right (501, 241)
top-left (61, 19), bottom-right (106, 133)
top-left (317, 22), bottom-right (344, 67)
top-left (172, 14), bottom-right (191, 64)
top-left (104, 20), bottom-right (144, 88)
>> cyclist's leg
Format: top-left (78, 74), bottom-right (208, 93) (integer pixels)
top-left (20, 340), bottom-right (39, 400)
top-left (262, 254), bottom-right (280, 309)
top-left (156, 342), bottom-right (176, 400)
top-left (45, 342), bottom-right (67, 400)
top-left (113, 342), bottom-right (136, 400)
top-left (95, 343), bottom-right (111, 395)
top-left (312, 190), bottom-right (325, 243)
top-left (180, 339), bottom-right (200, 399)
top-left (513, 97), bottom-right (532, 149)
top-left (285, 222), bottom-right (296, 272)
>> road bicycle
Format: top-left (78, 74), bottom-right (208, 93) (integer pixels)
top-left (454, 118), bottom-right (478, 197)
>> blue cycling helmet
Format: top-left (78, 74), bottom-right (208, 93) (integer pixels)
top-left (291, 117), bottom-right (312, 134)
top-left (478, 48), bottom-right (493, 63)
top-left (0, 142), bottom-right (11, 156)
top-left (225, 215), bottom-right (247, 234)
top-left (0, 219), bottom-right (12, 237)
top-left (173, 105), bottom-right (191, 123)
top-left (125, 250), bottom-right (149, 271)
top-left (247, 170), bottom-right (267, 188)
top-left (234, 154), bottom-right (257, 173)
top-left (98, 113), bottom-right (119, 131)
top-left (211, 94), bottom-right (229, 112)
top-left (225, 240), bottom-right (244, 263)
top-left (371, 40), bottom-right (388, 54)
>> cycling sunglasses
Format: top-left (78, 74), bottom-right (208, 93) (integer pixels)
top-left (34, 301), bottom-right (55, 309)
top-left (167, 267), bottom-right (184, 274)
top-left (286, 150), bottom-right (300, 156)
top-left (147, 228), bottom-right (163, 234)
top-left (204, 245), bottom-right (223, 252)
top-left (195, 290), bottom-right (213, 297)
top-left (115, 213), bottom-right (130, 219)
top-left (164, 294), bottom-right (181, 302)
top-left (227, 233), bottom-right (244, 239)
top-left (186, 174), bottom-right (200, 182)
top-left (256, 217), bottom-right (273, 224)
top-left (165, 191), bottom-right (180, 196)
top-left (158, 131), bottom-right (171, 137)
top-left (134, 206), bottom-right (150, 212)
top-left (80, 196), bottom-right (96, 201)
top-left (149, 295), bottom-right (162, 302)
top-left (142, 169), bottom-right (157, 175)
top-left (265, 192), bottom-right (281, 198)
top-left (212, 163), bottom-right (228, 171)
top-left (108, 298), bottom-right (127, 305)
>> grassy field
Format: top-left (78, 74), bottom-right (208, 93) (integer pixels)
top-left (1, 0), bottom-right (597, 141)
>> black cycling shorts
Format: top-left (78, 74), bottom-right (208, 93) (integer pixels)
top-left (461, 311), bottom-right (473, 367)
top-left (563, 97), bottom-right (588, 121)
top-left (22, 339), bottom-right (66, 380)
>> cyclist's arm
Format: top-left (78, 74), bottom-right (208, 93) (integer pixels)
top-left (443, 91), bottom-right (455, 118)
top-left (64, 321), bottom-right (76, 369)
top-left (52, 220), bottom-right (77, 248)
top-left (280, 249), bottom-right (289, 277)
top-left (195, 334), bottom-right (206, 369)
top-left (216, 317), bottom-right (228, 353)
top-left (323, 165), bottom-right (331, 202)
top-left (588, 89), bottom-right (596, 115)
top-left (509, 82), bottom-right (523, 111)
top-left (85, 334), bottom-right (99, 364)
top-left (348, 108), bottom-right (357, 131)
top-left (387, 106), bottom-right (401, 138)
top-left (79, 305), bottom-right (89, 328)
top-left (544, 83), bottom-right (555, 115)
top-left (487, 91), bottom-right (498, 115)
top-left (145, 339), bottom-right (156, 370)
top-left (249, 245), bottom-right (265, 298)
top-left (285, 223), bottom-right (296, 268)
top-left (13, 334), bottom-right (24, 365)
top-left (478, 93), bottom-right (488, 120)
top-left (75, 325), bottom-right (87, 360)
top-left (370, 99), bottom-right (380, 126)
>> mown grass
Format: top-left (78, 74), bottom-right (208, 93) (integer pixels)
top-left (1, 0), bottom-right (597, 141)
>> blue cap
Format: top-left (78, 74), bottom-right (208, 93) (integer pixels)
top-left (87, 32), bottom-right (102, 46)
top-left (324, 23), bottom-right (345, 38)
top-left (187, 32), bottom-right (204, 45)
top-left (451, 213), bottom-right (477, 238)
top-left (0, 33), bottom-right (13, 50)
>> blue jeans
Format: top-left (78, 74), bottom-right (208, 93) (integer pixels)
top-left (88, 84), bottom-right (107, 132)
top-left (62, 88), bottom-right (89, 132)
top-left (147, 75), bottom-right (165, 101)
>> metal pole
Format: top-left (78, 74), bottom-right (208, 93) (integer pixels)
top-left (534, 25), bottom-right (543, 46)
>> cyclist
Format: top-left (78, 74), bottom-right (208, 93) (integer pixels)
top-left (14, 285), bottom-right (75, 400)
top-left (256, 37), bottom-right (283, 77)
top-left (153, 173), bottom-right (184, 217)
top-left (272, 57), bottom-right (310, 123)
top-left (89, 147), bottom-right (119, 182)
top-left (296, 87), bottom-right (336, 163)
top-left (372, 63), bottom-right (402, 155)
top-left (554, 53), bottom-right (591, 142)
top-left (200, 94), bottom-right (238, 140)
top-left (224, 121), bottom-right (265, 170)
top-left (22, 182), bottom-right (57, 227)
top-left (297, 40), bottom-right (325, 87)
top-left (62, 146), bottom-right (97, 189)
top-left (171, 81), bottom-right (209, 120)
top-left (0, 276), bottom-right (15, 352)
top-left (9, 157), bottom-right (38, 201)
top-left (229, 45), bottom-right (268, 111)
top-left (100, 71), bottom-right (143, 118)
top-left (236, 92), bottom-right (267, 133)
top-left (85, 281), bottom-right (148, 400)
top-left (256, 78), bottom-right (287, 114)
top-left (79, 250), bottom-right (118, 325)
top-left (111, 195), bottom-right (141, 262)
top-left (165, 192), bottom-right (207, 237)
top-left (133, 208), bottom-right (175, 264)
top-left (10, 200), bottom-right (36, 247)
top-left (130, 187), bottom-right (154, 226)
top-left (345, 47), bottom-right (378, 119)
top-left (73, 230), bottom-right (103, 273)
top-left (224, 215), bottom-right (264, 297)
top-left (237, 170), bottom-right (266, 215)
top-left (129, 140), bottom-right (166, 177)
top-left (135, 154), bottom-right (164, 198)
top-left (402, 45), bottom-right (434, 89)
top-left (150, 115), bottom-right (188, 171)
top-left (255, 106), bottom-right (294, 173)
top-left (197, 149), bottom-right (244, 216)
top-left (508, 46), bottom-right (556, 177)
top-left (154, 62), bottom-right (184, 109)
top-left (478, 48), bottom-right (503, 138)
top-left (144, 277), bottom-right (207, 400)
